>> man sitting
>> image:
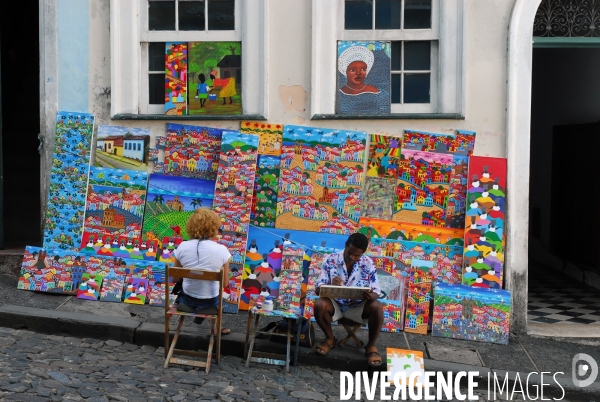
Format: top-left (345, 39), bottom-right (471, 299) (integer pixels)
top-left (313, 233), bottom-right (384, 366)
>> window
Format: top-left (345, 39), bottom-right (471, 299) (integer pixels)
top-left (138, 143), bottom-right (142, 151)
top-left (110, 0), bottom-right (268, 119)
top-left (311, 0), bottom-right (463, 117)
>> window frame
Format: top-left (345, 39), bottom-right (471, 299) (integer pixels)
top-left (110, 0), bottom-right (269, 119)
top-left (311, 0), bottom-right (465, 119)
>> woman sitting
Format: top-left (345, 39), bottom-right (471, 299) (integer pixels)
top-left (172, 208), bottom-right (231, 335)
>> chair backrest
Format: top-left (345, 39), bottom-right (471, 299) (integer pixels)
top-left (165, 265), bottom-right (225, 314)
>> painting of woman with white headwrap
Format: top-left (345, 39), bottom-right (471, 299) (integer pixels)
top-left (337, 41), bottom-right (391, 115)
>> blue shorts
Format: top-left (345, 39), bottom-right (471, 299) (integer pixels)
top-left (175, 292), bottom-right (219, 313)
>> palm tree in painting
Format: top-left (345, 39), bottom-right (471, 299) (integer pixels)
top-left (153, 194), bottom-right (165, 204)
top-left (190, 198), bottom-right (203, 208)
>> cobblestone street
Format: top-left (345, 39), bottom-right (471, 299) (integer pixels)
top-left (0, 327), bottom-right (342, 402)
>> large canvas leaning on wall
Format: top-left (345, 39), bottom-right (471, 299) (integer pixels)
top-left (187, 42), bottom-right (242, 115)
top-left (94, 125), bottom-right (151, 171)
top-left (275, 125), bottom-right (367, 234)
top-left (44, 111), bottom-right (94, 251)
top-left (337, 41), bottom-right (391, 115)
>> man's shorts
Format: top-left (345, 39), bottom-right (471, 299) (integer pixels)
top-left (326, 298), bottom-right (368, 325)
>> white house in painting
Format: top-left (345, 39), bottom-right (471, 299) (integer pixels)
top-left (0, 0), bottom-right (592, 334)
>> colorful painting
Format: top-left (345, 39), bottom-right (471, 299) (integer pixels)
top-left (188, 42), bottom-right (242, 115)
top-left (148, 148), bottom-right (159, 163)
top-left (337, 41), bottom-right (391, 115)
top-left (358, 217), bottom-right (464, 245)
top-left (99, 276), bottom-right (125, 302)
top-left (276, 125), bottom-right (367, 234)
top-left (362, 177), bottom-right (397, 221)
top-left (164, 123), bottom-right (224, 180)
top-left (142, 174), bottom-right (215, 251)
top-left (241, 226), bottom-right (346, 310)
top-left (213, 131), bottom-right (259, 313)
top-left (148, 282), bottom-right (176, 306)
top-left (249, 294), bottom-right (301, 319)
top-left (380, 299), bottom-right (405, 332)
top-left (94, 125), bottom-right (150, 171)
top-left (445, 155), bottom-right (469, 229)
top-left (404, 260), bottom-right (434, 334)
top-left (43, 111), bottom-right (94, 251)
top-left (124, 277), bottom-right (150, 305)
top-left (17, 247), bottom-right (166, 296)
top-left (79, 167), bottom-right (148, 259)
top-left (432, 282), bottom-right (511, 344)
top-left (250, 155), bottom-right (281, 228)
top-left (281, 244), bottom-right (305, 271)
top-left (455, 130), bottom-right (477, 157)
top-left (240, 121), bottom-right (283, 156)
top-left (463, 157), bottom-right (507, 289)
top-left (76, 273), bottom-right (103, 300)
top-left (156, 136), bottom-right (167, 150)
top-left (366, 134), bottom-right (401, 178)
top-left (165, 42), bottom-right (188, 115)
top-left (386, 349), bottom-right (425, 388)
top-left (277, 270), bottom-right (303, 310)
top-left (394, 149), bottom-right (453, 225)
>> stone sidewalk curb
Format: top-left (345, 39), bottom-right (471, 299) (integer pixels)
top-left (1, 304), bottom-right (598, 397)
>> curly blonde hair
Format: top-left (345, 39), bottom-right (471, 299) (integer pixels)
top-left (186, 208), bottom-right (221, 240)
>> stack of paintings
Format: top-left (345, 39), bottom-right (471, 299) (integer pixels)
top-left (79, 167), bottom-right (148, 259)
top-left (240, 121), bottom-right (283, 228)
top-left (213, 131), bottom-right (259, 313)
top-left (43, 112), bottom-right (94, 251)
top-left (163, 123), bottom-right (223, 180)
top-left (462, 156), bottom-right (507, 289)
top-left (275, 125), bottom-right (367, 234)
top-left (94, 125), bottom-right (151, 171)
top-left (432, 282), bottom-right (510, 344)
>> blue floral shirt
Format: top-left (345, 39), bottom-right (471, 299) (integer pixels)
top-left (316, 251), bottom-right (381, 308)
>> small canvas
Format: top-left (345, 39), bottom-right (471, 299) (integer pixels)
top-left (337, 41), bottom-right (391, 115)
top-left (362, 177), bottom-right (397, 220)
top-left (381, 298), bottom-right (405, 332)
top-left (124, 277), bottom-right (150, 305)
top-left (445, 155), bottom-right (469, 229)
top-left (165, 42), bottom-right (188, 115)
top-left (240, 121), bottom-right (283, 156)
top-left (404, 260), bottom-right (434, 335)
top-left (77, 273), bottom-right (103, 301)
top-left (366, 134), bottom-right (401, 178)
top-left (432, 282), bottom-right (510, 344)
top-left (386, 348), bottom-right (425, 388)
top-left (251, 155), bottom-right (281, 228)
top-left (94, 125), bottom-right (151, 171)
top-left (277, 270), bottom-right (303, 310)
top-left (99, 276), bottom-right (125, 302)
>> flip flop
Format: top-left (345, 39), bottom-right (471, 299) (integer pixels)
top-left (315, 338), bottom-right (336, 356)
top-left (365, 346), bottom-right (382, 367)
top-left (221, 328), bottom-right (231, 335)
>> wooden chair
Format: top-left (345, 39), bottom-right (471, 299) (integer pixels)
top-left (164, 266), bottom-right (224, 373)
top-left (337, 317), bottom-right (365, 349)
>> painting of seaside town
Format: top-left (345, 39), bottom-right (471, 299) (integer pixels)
top-left (358, 217), bottom-right (464, 246)
top-left (432, 282), bottom-right (511, 345)
top-left (213, 132), bottom-right (259, 313)
top-left (463, 156), bottom-right (507, 289)
top-left (79, 167), bottom-right (148, 259)
top-left (402, 130), bottom-right (476, 157)
top-left (275, 125), bottom-right (367, 234)
top-left (94, 125), bottom-right (150, 172)
top-left (142, 174), bottom-right (215, 250)
top-left (164, 123), bottom-right (223, 180)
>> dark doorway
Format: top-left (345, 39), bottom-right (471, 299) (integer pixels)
top-left (0, 1), bottom-right (41, 247)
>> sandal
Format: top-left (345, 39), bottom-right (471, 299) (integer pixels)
top-left (365, 346), bottom-right (382, 367)
top-left (315, 338), bottom-right (336, 356)
top-left (221, 328), bottom-right (231, 335)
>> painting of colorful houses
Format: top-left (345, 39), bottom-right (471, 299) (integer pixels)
top-left (463, 156), bottom-right (507, 289)
top-left (79, 167), bottom-right (148, 259)
top-left (446, 155), bottom-right (469, 229)
top-left (358, 217), bottom-right (464, 246)
top-left (432, 282), bottom-right (511, 344)
top-left (142, 174), bottom-right (215, 249)
top-left (188, 42), bottom-right (242, 115)
top-left (164, 123), bottom-right (223, 180)
top-left (44, 112), bottom-right (94, 251)
top-left (402, 130), bottom-right (476, 157)
top-left (99, 277), bottom-right (126, 302)
top-left (404, 260), bottom-right (434, 334)
top-left (165, 42), bottom-right (188, 115)
top-left (213, 131), bottom-right (259, 313)
top-left (380, 299), bottom-right (405, 332)
top-left (275, 125), bottom-right (367, 234)
top-left (94, 125), bottom-right (151, 172)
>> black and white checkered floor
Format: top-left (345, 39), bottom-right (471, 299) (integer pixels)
top-left (528, 269), bottom-right (600, 324)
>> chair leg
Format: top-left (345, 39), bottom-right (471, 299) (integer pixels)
top-left (215, 315), bottom-right (222, 365)
top-left (205, 318), bottom-right (215, 373)
top-left (245, 314), bottom-right (260, 368)
top-left (164, 316), bottom-right (186, 368)
top-left (293, 318), bottom-right (301, 367)
top-left (164, 314), bottom-right (171, 358)
top-left (243, 311), bottom-right (253, 360)
top-left (285, 318), bottom-right (292, 372)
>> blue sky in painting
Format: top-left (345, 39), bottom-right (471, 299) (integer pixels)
top-left (435, 282), bottom-right (510, 305)
top-left (282, 125), bottom-right (366, 145)
top-left (247, 226), bottom-right (346, 255)
top-left (221, 131), bottom-right (259, 147)
top-left (166, 123), bottom-right (224, 139)
top-left (89, 167), bottom-right (148, 187)
top-left (97, 125), bottom-right (150, 138)
top-left (257, 155), bottom-right (280, 169)
top-left (148, 174), bottom-right (215, 199)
